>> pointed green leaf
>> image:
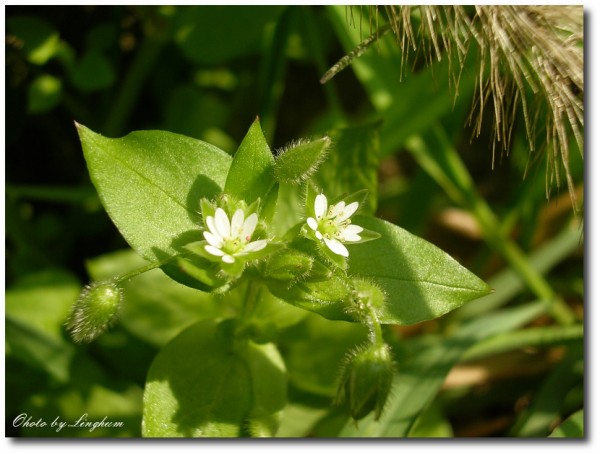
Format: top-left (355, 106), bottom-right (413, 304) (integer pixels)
top-left (77, 124), bottom-right (231, 263)
top-left (348, 216), bottom-right (491, 325)
top-left (224, 119), bottom-right (276, 205)
top-left (142, 319), bottom-right (286, 437)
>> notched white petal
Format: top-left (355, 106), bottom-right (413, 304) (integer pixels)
top-left (242, 213), bottom-right (259, 239)
top-left (314, 194), bottom-right (327, 219)
top-left (338, 201), bottom-right (359, 222)
top-left (330, 201), bottom-right (346, 217)
top-left (324, 238), bottom-right (349, 257)
top-left (244, 239), bottom-right (267, 252)
top-left (205, 245), bottom-right (225, 257)
top-left (231, 209), bottom-right (245, 236)
top-left (307, 217), bottom-right (318, 231)
top-left (205, 216), bottom-right (218, 237)
top-left (203, 231), bottom-right (223, 247)
top-left (214, 208), bottom-right (231, 238)
top-left (222, 254), bottom-right (235, 264)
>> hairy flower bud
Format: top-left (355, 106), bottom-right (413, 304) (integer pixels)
top-left (66, 280), bottom-right (123, 343)
top-left (336, 343), bottom-right (394, 421)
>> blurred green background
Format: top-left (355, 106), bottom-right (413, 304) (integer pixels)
top-left (5, 5), bottom-right (583, 437)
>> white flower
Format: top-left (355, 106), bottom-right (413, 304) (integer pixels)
top-left (306, 193), bottom-right (364, 257)
top-left (203, 208), bottom-right (267, 264)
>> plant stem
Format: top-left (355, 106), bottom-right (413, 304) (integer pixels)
top-left (114, 259), bottom-right (169, 284)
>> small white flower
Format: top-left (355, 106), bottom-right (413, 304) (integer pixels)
top-left (306, 193), bottom-right (364, 257)
top-left (203, 207), bottom-right (267, 264)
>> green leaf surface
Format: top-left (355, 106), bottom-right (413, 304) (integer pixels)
top-left (549, 409), bottom-right (584, 438)
top-left (348, 216), bottom-right (490, 325)
top-left (224, 119), bottom-right (276, 206)
top-left (77, 124), bottom-right (231, 263)
top-left (142, 319), bottom-right (286, 437)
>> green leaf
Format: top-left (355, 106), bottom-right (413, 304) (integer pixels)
top-left (5, 269), bottom-right (80, 340)
top-left (77, 124), bottom-right (231, 264)
top-left (348, 216), bottom-right (491, 325)
top-left (174, 6), bottom-right (285, 65)
top-left (6, 315), bottom-right (75, 383)
top-left (142, 319), bottom-right (286, 437)
top-left (70, 50), bottom-right (116, 92)
top-left (274, 136), bottom-right (331, 183)
top-left (549, 409), bottom-right (584, 438)
top-left (7, 16), bottom-right (61, 65)
top-left (27, 74), bottom-right (62, 113)
top-left (224, 119), bottom-right (276, 206)
top-left (313, 122), bottom-right (381, 215)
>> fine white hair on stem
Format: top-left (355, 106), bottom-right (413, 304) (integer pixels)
top-left (324, 6), bottom-right (583, 210)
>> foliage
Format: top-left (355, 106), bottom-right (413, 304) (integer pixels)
top-left (5, 5), bottom-right (583, 439)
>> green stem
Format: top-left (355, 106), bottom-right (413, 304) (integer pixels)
top-left (113, 259), bottom-right (169, 284)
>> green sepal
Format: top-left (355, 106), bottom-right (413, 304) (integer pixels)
top-left (274, 136), bottom-right (331, 184)
top-left (264, 249), bottom-right (314, 281)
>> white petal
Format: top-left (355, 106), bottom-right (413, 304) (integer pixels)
top-left (242, 213), bottom-right (258, 239)
top-left (243, 239), bottom-right (267, 252)
top-left (340, 230), bottom-right (361, 242)
top-left (230, 209), bottom-right (245, 238)
top-left (222, 254), bottom-right (235, 264)
top-left (324, 238), bottom-right (349, 257)
top-left (203, 231), bottom-right (223, 247)
top-left (205, 216), bottom-right (218, 237)
top-left (214, 208), bottom-right (231, 238)
top-left (307, 217), bottom-right (318, 231)
top-left (344, 224), bottom-right (363, 235)
top-left (314, 194), bottom-right (327, 219)
top-left (337, 201), bottom-right (359, 222)
top-left (315, 231), bottom-right (323, 240)
top-left (205, 245), bottom-right (225, 257)
top-left (330, 201), bottom-right (346, 218)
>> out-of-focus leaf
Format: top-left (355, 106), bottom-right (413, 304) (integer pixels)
top-left (5, 269), bottom-right (80, 339)
top-left (70, 51), bottom-right (115, 92)
top-left (408, 402), bottom-right (453, 438)
top-left (7, 16), bottom-right (60, 65)
top-left (142, 319), bottom-right (286, 437)
top-left (549, 409), bottom-right (584, 438)
top-left (278, 314), bottom-right (368, 397)
top-left (27, 74), bottom-right (62, 113)
top-left (276, 404), bottom-right (328, 437)
top-left (313, 122), bottom-right (380, 215)
top-left (174, 6), bottom-right (285, 64)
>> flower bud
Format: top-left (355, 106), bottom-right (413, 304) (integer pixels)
top-left (66, 280), bottom-right (123, 343)
top-left (336, 343), bottom-right (394, 421)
